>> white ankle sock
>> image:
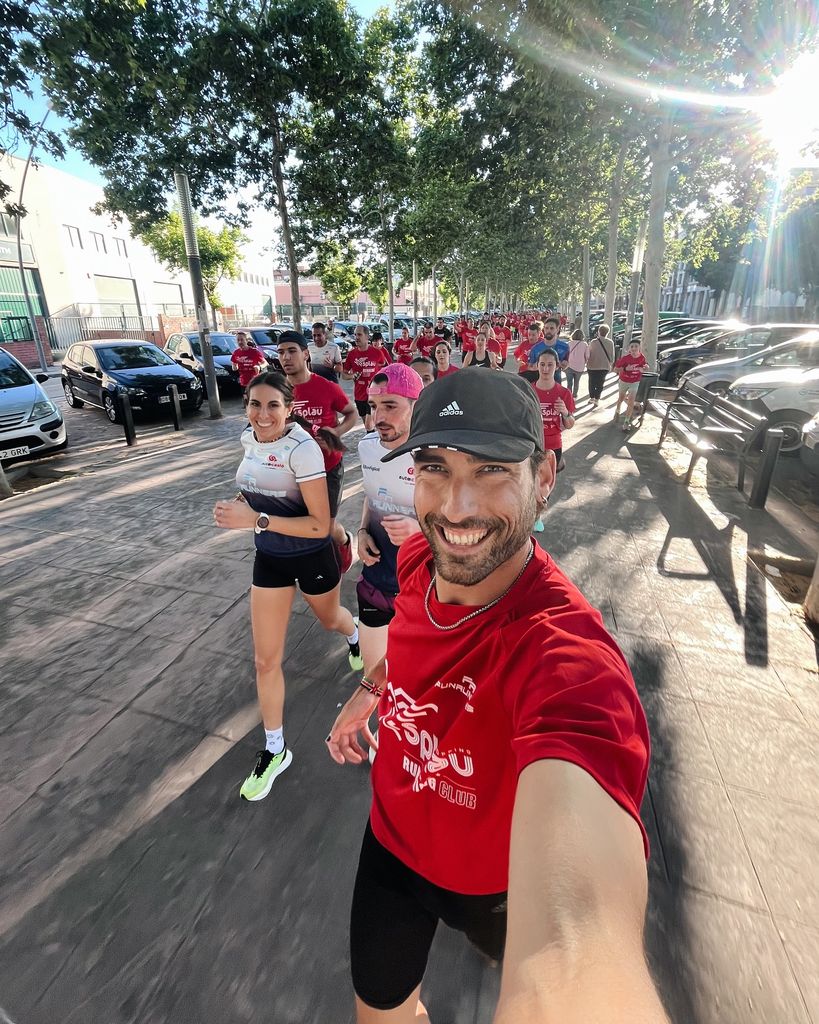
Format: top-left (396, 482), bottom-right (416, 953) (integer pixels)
top-left (265, 727), bottom-right (284, 755)
top-left (346, 626), bottom-right (359, 645)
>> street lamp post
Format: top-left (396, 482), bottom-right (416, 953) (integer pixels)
top-left (16, 108), bottom-right (51, 373)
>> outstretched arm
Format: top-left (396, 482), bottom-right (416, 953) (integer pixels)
top-left (495, 759), bottom-right (668, 1024)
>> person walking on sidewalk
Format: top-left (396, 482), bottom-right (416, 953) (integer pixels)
top-left (278, 330), bottom-right (358, 573)
top-left (326, 370), bottom-right (662, 1024)
top-left (587, 324), bottom-right (613, 406)
top-left (231, 330), bottom-right (268, 388)
top-left (213, 372), bottom-right (363, 802)
top-left (613, 340), bottom-right (648, 430)
top-left (356, 364), bottom-right (423, 674)
top-left (564, 329), bottom-right (589, 399)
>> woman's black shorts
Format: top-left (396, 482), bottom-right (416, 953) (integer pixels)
top-left (252, 543), bottom-right (340, 595)
top-left (350, 821), bottom-right (507, 1010)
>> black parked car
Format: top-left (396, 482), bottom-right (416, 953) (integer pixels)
top-left (163, 332), bottom-right (241, 392)
top-left (657, 323), bottom-right (819, 384)
top-left (61, 340), bottom-right (203, 422)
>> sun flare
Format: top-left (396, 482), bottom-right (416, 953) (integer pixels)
top-left (753, 50), bottom-right (819, 171)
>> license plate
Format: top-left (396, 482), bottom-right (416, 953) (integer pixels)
top-left (0, 445), bottom-right (30, 459)
top-left (159, 395), bottom-right (170, 403)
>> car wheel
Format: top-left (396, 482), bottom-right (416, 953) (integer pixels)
top-left (705, 381), bottom-right (730, 397)
top-left (63, 380), bottom-right (84, 408)
top-left (769, 411), bottom-right (810, 456)
top-left (103, 393), bottom-right (120, 423)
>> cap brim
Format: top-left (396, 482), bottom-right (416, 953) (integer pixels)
top-left (381, 430), bottom-right (537, 463)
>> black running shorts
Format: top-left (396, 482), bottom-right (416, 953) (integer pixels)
top-left (252, 543), bottom-right (340, 595)
top-left (326, 461), bottom-right (344, 519)
top-left (350, 821), bottom-right (507, 1010)
top-left (355, 398), bottom-right (371, 418)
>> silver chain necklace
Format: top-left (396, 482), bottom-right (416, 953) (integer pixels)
top-left (424, 544), bottom-right (534, 631)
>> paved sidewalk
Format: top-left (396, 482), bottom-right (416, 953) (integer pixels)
top-left (0, 376), bottom-right (817, 1024)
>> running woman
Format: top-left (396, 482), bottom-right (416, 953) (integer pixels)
top-left (343, 324), bottom-right (390, 431)
top-left (213, 372), bottom-right (363, 802)
top-left (277, 330), bottom-right (358, 573)
top-left (356, 364), bottom-right (423, 674)
top-left (326, 370), bottom-right (662, 1024)
top-left (462, 327), bottom-right (498, 369)
top-left (432, 340), bottom-right (458, 378)
top-left (614, 340), bottom-right (648, 430)
top-left (533, 346), bottom-right (575, 478)
top-left (393, 327), bottom-right (415, 365)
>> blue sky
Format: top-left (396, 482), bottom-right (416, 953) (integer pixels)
top-left (14, 0), bottom-right (389, 185)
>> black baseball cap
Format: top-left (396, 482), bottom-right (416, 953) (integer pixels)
top-left (277, 330), bottom-right (309, 349)
top-left (381, 369), bottom-right (544, 464)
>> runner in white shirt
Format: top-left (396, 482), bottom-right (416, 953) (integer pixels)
top-left (308, 321), bottom-right (343, 382)
top-left (356, 364), bottom-right (424, 675)
top-left (213, 371), bottom-right (363, 802)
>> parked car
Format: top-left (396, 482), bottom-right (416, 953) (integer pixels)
top-left (657, 323), bottom-right (819, 384)
top-left (730, 365), bottom-right (819, 455)
top-left (0, 347), bottom-right (66, 462)
top-left (801, 413), bottom-right (819, 476)
top-left (680, 331), bottom-right (819, 395)
top-left (163, 332), bottom-right (241, 392)
top-left (61, 340), bottom-right (203, 423)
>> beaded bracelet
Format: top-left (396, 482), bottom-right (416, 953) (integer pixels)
top-left (359, 676), bottom-right (384, 697)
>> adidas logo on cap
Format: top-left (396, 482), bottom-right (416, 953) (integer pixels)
top-left (439, 401), bottom-right (463, 416)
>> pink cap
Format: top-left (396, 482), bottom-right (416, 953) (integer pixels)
top-left (368, 362), bottom-right (424, 400)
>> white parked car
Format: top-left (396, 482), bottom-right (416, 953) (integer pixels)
top-left (0, 347), bottom-right (67, 463)
top-left (729, 365), bottom-right (819, 455)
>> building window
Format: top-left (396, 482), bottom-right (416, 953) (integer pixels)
top-left (91, 231), bottom-right (107, 254)
top-left (0, 212), bottom-right (20, 238)
top-left (64, 225), bottom-right (83, 249)
top-left (113, 237), bottom-right (128, 258)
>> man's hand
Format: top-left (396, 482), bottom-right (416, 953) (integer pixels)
top-left (381, 515), bottom-right (421, 546)
top-left (326, 686), bottom-right (380, 765)
top-left (555, 398), bottom-right (568, 416)
top-left (213, 500), bottom-right (257, 530)
top-left (358, 530), bottom-right (381, 565)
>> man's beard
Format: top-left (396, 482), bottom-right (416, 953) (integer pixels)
top-left (420, 484), bottom-right (538, 587)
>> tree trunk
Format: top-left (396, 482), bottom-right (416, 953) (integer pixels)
top-left (412, 260), bottom-right (418, 333)
top-left (604, 138), bottom-right (628, 327)
top-left (582, 241), bottom-right (591, 339)
top-left (378, 187), bottom-right (395, 345)
top-left (270, 115), bottom-right (301, 332)
top-left (432, 265), bottom-right (438, 321)
top-left (484, 277), bottom-right (490, 312)
top-left (642, 115), bottom-right (674, 369)
top-left (625, 217), bottom-right (648, 350)
top-left (459, 269), bottom-right (465, 317)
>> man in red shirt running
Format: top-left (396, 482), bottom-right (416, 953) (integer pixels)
top-left (231, 330), bottom-right (267, 387)
top-left (513, 321), bottom-right (543, 381)
top-left (327, 371), bottom-right (665, 1024)
top-left (278, 331), bottom-right (358, 572)
top-left (343, 324), bottom-right (391, 431)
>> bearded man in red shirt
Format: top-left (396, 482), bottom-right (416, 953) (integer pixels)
top-left (327, 372), bottom-right (665, 1024)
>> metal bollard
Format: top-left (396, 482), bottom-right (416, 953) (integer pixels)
top-left (120, 393), bottom-right (137, 447)
top-left (167, 383), bottom-right (183, 431)
top-left (748, 428), bottom-right (783, 509)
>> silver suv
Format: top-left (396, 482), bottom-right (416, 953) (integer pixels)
top-left (0, 347), bottom-right (66, 462)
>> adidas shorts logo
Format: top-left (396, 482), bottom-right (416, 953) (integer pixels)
top-left (439, 401), bottom-right (463, 416)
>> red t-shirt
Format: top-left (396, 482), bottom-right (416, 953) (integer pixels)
top-left (435, 364), bottom-right (459, 378)
top-left (343, 346), bottom-right (390, 401)
top-left (231, 346), bottom-right (266, 387)
top-left (514, 339), bottom-right (539, 372)
top-left (615, 353), bottom-right (647, 383)
top-left (370, 534), bottom-right (650, 894)
top-left (460, 328), bottom-right (478, 353)
top-left (532, 381), bottom-right (576, 451)
top-left (416, 335), bottom-right (438, 359)
top-left (291, 373), bottom-right (350, 470)
top-left (393, 338), bottom-right (414, 364)
top-left (494, 326), bottom-right (511, 360)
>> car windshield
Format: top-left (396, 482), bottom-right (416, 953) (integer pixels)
top-left (191, 335), bottom-right (237, 356)
top-left (97, 345), bottom-right (175, 370)
top-left (0, 353), bottom-right (32, 389)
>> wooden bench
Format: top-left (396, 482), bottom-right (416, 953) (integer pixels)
top-left (644, 379), bottom-right (783, 507)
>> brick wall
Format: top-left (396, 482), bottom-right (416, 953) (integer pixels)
top-left (2, 317), bottom-right (54, 369)
top-left (157, 315), bottom-right (200, 346)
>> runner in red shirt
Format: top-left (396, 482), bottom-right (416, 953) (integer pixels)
top-left (432, 340), bottom-right (458, 378)
top-left (493, 315), bottom-right (512, 364)
top-left (614, 340), bottom-right (648, 430)
top-left (231, 330), bottom-right (268, 387)
top-left (514, 321), bottom-right (543, 380)
top-left (412, 324), bottom-right (438, 359)
top-left (532, 346), bottom-right (575, 486)
top-left (327, 371), bottom-right (660, 1024)
top-left (392, 327), bottom-right (414, 365)
top-left (343, 324), bottom-right (390, 431)
top-left (278, 331), bottom-right (358, 572)
top-left (460, 318), bottom-right (478, 354)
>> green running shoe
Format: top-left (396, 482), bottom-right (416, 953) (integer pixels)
top-left (348, 639), bottom-right (364, 671)
top-left (240, 746), bottom-right (292, 801)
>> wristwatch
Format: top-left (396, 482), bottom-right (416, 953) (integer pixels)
top-left (255, 512), bottom-right (271, 534)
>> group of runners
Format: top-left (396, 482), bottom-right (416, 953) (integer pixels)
top-left (213, 313), bottom-right (666, 1023)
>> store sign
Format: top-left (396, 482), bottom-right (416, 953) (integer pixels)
top-left (0, 239), bottom-right (35, 264)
